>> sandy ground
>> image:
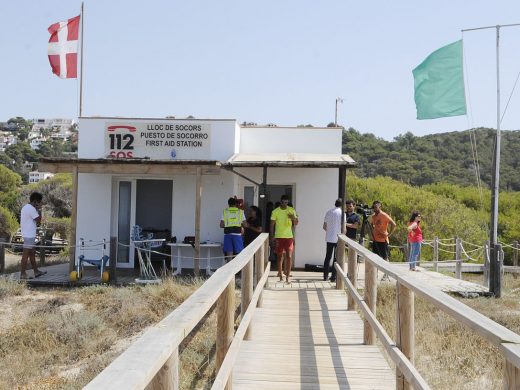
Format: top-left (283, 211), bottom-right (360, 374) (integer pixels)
top-left (5, 252), bottom-right (21, 268)
top-left (3, 251), bottom-right (64, 272)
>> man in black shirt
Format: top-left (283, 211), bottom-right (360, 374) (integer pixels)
top-left (345, 200), bottom-right (360, 240)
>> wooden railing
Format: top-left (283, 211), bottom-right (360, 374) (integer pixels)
top-left (84, 233), bottom-right (270, 390)
top-left (335, 235), bottom-right (520, 390)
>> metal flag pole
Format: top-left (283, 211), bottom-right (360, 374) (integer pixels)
top-left (462, 23), bottom-right (520, 297)
top-left (79, 2), bottom-right (85, 117)
top-left (335, 97), bottom-right (343, 126)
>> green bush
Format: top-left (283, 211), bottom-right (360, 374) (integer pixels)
top-left (0, 205), bottom-right (19, 241)
top-left (347, 175), bottom-right (488, 261)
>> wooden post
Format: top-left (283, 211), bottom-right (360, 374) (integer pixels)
top-left (433, 237), bottom-right (439, 272)
top-left (363, 258), bottom-right (377, 345)
top-left (217, 278), bottom-right (235, 390)
top-left (504, 360), bottom-right (520, 390)
top-left (455, 237), bottom-right (462, 279)
top-left (484, 241), bottom-right (490, 288)
top-left (255, 243), bottom-right (265, 307)
top-left (39, 246), bottom-right (46, 267)
top-left (69, 165), bottom-right (78, 273)
top-left (347, 246), bottom-right (357, 310)
top-left (513, 240), bottom-right (519, 267)
top-left (0, 243), bottom-right (4, 274)
top-left (194, 167), bottom-right (202, 276)
top-left (336, 239), bottom-right (345, 290)
top-left (146, 347), bottom-right (179, 390)
top-left (109, 236), bottom-right (117, 283)
top-left (263, 239), bottom-right (269, 288)
top-left (242, 258), bottom-right (254, 340)
top-left (396, 282), bottom-right (414, 390)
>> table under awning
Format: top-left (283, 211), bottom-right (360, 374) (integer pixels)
top-left (38, 157), bottom-right (223, 279)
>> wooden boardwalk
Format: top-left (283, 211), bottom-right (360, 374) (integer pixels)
top-left (232, 273), bottom-right (395, 390)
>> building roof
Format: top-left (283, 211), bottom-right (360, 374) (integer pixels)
top-left (225, 153), bottom-right (357, 168)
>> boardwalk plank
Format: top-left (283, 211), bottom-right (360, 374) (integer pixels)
top-left (233, 288), bottom-right (395, 390)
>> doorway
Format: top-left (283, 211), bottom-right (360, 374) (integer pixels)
top-left (266, 185), bottom-right (294, 207)
top-left (115, 179), bottom-right (173, 268)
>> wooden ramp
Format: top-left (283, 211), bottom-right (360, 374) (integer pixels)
top-left (232, 286), bottom-right (395, 389)
top-left (390, 263), bottom-right (490, 296)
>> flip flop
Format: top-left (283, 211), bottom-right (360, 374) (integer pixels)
top-left (34, 271), bottom-right (47, 278)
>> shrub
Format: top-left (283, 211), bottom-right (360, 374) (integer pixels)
top-left (0, 205), bottom-right (19, 241)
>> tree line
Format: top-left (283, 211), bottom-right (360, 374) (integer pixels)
top-left (342, 127), bottom-right (520, 191)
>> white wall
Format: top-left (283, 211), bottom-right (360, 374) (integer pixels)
top-left (76, 174), bottom-right (113, 255)
top-left (239, 127), bottom-right (342, 154)
top-left (236, 167), bottom-right (339, 267)
top-left (171, 171), bottom-right (236, 243)
top-left (78, 117), bottom-right (238, 160)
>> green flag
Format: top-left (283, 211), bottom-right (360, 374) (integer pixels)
top-left (413, 40), bottom-right (467, 120)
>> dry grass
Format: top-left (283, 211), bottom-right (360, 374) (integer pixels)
top-left (0, 276), bottom-right (221, 389)
top-left (375, 274), bottom-right (520, 389)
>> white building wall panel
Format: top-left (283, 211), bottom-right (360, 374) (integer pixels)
top-left (76, 174), bottom-right (113, 249)
top-left (239, 127), bottom-right (342, 154)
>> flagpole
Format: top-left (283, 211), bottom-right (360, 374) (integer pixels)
top-left (462, 23), bottom-right (520, 297)
top-left (79, 2), bottom-right (84, 117)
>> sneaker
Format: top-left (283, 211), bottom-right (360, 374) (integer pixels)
top-left (381, 274), bottom-right (390, 282)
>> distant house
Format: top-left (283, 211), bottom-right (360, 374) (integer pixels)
top-left (30, 137), bottom-right (47, 150)
top-left (0, 133), bottom-right (17, 152)
top-left (32, 118), bottom-right (74, 140)
top-left (28, 171), bottom-right (54, 183)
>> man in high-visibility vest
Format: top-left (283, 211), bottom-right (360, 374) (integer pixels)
top-left (220, 197), bottom-right (247, 260)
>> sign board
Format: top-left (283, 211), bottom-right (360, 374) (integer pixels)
top-left (104, 121), bottom-right (211, 160)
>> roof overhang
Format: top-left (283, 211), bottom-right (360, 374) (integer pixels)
top-left (38, 158), bottom-right (222, 175)
top-left (225, 153), bottom-right (357, 168)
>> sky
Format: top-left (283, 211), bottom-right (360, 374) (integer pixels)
top-left (2, 1), bottom-right (520, 140)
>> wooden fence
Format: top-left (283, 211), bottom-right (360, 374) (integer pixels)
top-left (335, 235), bottom-right (520, 390)
top-left (84, 233), bottom-right (270, 390)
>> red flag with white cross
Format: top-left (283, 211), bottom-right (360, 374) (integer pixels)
top-left (47, 15), bottom-right (80, 79)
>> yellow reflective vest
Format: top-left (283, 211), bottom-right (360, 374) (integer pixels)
top-left (223, 207), bottom-right (244, 228)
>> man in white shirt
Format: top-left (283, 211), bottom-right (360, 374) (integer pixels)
top-left (322, 199), bottom-right (346, 282)
top-left (19, 192), bottom-right (47, 280)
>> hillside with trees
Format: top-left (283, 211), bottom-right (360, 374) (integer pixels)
top-left (342, 127), bottom-right (520, 191)
top-left (346, 175), bottom-right (520, 263)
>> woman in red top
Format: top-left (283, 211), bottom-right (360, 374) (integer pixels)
top-left (407, 212), bottom-right (423, 271)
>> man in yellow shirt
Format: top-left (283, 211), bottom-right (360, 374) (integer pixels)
top-left (270, 195), bottom-right (298, 283)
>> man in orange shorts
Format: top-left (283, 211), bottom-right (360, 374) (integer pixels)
top-left (270, 195), bottom-right (298, 283)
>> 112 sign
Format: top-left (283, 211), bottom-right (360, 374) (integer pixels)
top-left (107, 125), bottom-right (135, 158)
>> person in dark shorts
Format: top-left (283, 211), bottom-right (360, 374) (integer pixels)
top-left (220, 197), bottom-right (246, 260)
top-left (370, 201), bottom-right (396, 263)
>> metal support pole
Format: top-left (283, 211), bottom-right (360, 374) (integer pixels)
top-left (338, 166), bottom-right (346, 234)
top-left (484, 241), bottom-right (490, 288)
top-left (433, 237), bottom-right (439, 272)
top-left (513, 240), bottom-right (519, 267)
top-left (489, 25), bottom-right (502, 296)
top-left (455, 237), bottom-right (462, 279)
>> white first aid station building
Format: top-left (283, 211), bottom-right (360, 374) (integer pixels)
top-left (40, 117), bottom-right (356, 273)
